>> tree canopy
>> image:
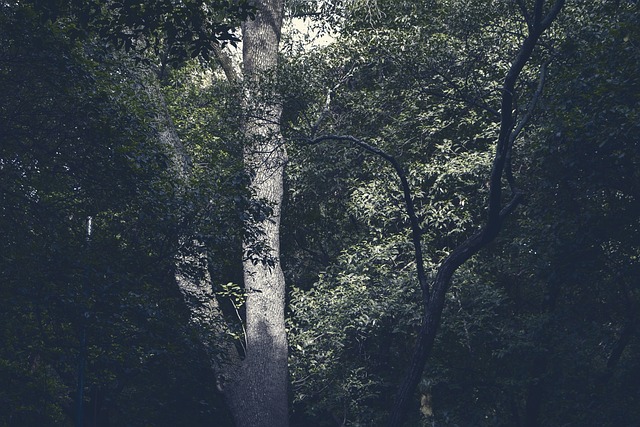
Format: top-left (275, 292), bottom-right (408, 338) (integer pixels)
top-left (1, 0), bottom-right (638, 426)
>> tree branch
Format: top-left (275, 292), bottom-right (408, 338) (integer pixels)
top-left (533, 0), bottom-right (544, 30)
top-left (213, 43), bottom-right (240, 84)
top-left (540, 0), bottom-right (564, 32)
top-left (387, 2), bottom-right (562, 425)
top-left (516, 0), bottom-right (533, 30)
top-left (510, 61), bottom-right (549, 146)
top-left (307, 134), bottom-right (431, 301)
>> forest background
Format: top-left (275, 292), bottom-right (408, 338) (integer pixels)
top-left (1, 0), bottom-right (639, 426)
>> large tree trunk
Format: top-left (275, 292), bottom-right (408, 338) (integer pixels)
top-left (157, 0), bottom-right (288, 422)
top-left (143, 5), bottom-right (288, 418)
top-left (224, 1), bottom-right (289, 426)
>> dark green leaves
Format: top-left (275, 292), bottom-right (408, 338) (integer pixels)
top-left (17, 0), bottom-right (256, 63)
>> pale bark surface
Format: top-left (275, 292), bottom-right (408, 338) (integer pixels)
top-left (144, 9), bottom-right (289, 420)
top-left (224, 0), bottom-right (289, 426)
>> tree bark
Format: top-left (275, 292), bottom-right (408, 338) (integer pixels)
top-left (223, 1), bottom-right (289, 426)
top-left (163, 0), bottom-right (288, 423)
top-left (143, 6), bottom-right (289, 420)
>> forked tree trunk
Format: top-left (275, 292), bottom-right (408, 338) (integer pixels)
top-left (144, 0), bottom-right (288, 418)
top-left (387, 1), bottom-right (565, 425)
top-left (162, 0), bottom-right (288, 423)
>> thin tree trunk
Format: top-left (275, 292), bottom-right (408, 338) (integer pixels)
top-left (387, 1), bottom-right (564, 425)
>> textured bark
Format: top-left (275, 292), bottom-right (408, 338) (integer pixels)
top-left (143, 67), bottom-right (237, 394)
top-left (223, 0), bottom-right (289, 425)
top-left (143, 4), bottom-right (289, 421)
top-left (155, 0), bottom-right (288, 423)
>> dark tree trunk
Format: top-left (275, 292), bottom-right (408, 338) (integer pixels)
top-left (387, 1), bottom-right (565, 425)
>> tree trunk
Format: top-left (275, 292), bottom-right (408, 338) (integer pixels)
top-left (387, 2), bottom-right (564, 425)
top-left (224, 0), bottom-right (289, 426)
top-left (159, 0), bottom-right (288, 422)
top-left (142, 66), bottom-right (239, 415)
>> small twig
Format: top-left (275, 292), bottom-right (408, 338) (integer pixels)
top-left (509, 60), bottom-right (549, 146)
top-left (230, 299), bottom-right (248, 355)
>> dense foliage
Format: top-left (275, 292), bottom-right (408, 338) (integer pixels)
top-left (283, 0), bottom-right (639, 425)
top-left (0, 5), bottom-right (236, 426)
top-left (1, 0), bottom-right (638, 426)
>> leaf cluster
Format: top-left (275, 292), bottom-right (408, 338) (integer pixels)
top-left (15, 0), bottom-right (256, 63)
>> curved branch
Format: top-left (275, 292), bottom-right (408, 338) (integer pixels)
top-left (308, 134), bottom-right (431, 301)
top-left (388, 2), bottom-right (563, 426)
top-left (489, 0), bottom-right (563, 226)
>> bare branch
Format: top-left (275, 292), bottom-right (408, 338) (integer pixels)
top-left (510, 60), bottom-right (549, 146)
top-left (533, 0), bottom-right (544, 29)
top-left (540, 0), bottom-right (565, 31)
